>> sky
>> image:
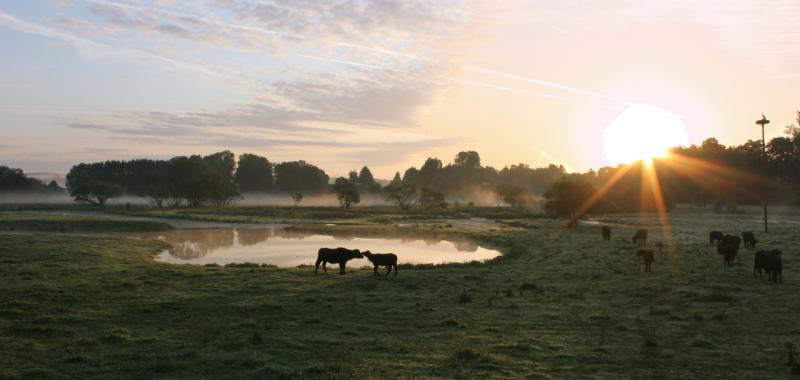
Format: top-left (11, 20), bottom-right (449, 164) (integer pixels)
top-left (1, 0), bottom-right (799, 179)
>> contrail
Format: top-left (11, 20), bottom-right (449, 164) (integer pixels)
top-left (0, 11), bottom-right (222, 78)
top-left (288, 53), bottom-right (386, 70)
top-left (450, 79), bottom-right (564, 100)
top-left (465, 66), bottom-right (631, 105)
top-left (84, 0), bottom-right (629, 105)
top-left (533, 146), bottom-right (574, 172)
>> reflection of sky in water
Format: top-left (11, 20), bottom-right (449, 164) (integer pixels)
top-left (134, 228), bottom-right (500, 266)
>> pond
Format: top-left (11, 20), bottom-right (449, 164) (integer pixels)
top-left (133, 227), bottom-right (501, 267)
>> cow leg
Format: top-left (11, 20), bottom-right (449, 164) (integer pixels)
top-left (322, 261), bottom-right (327, 274)
top-left (315, 258), bottom-right (321, 275)
top-left (339, 262), bottom-right (345, 274)
top-left (373, 265), bottom-right (378, 276)
top-left (385, 266), bottom-right (391, 276)
top-left (393, 265), bottom-right (397, 277)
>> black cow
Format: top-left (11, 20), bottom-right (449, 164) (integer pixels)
top-left (315, 247), bottom-right (363, 275)
top-left (754, 250), bottom-right (769, 279)
top-left (709, 231), bottom-right (723, 246)
top-left (742, 231), bottom-right (757, 248)
top-left (601, 226), bottom-right (611, 241)
top-left (632, 229), bottom-right (648, 246)
top-left (362, 251), bottom-right (398, 277)
top-left (636, 249), bottom-right (654, 273)
top-left (717, 235), bottom-right (741, 267)
top-left (764, 249), bottom-right (783, 283)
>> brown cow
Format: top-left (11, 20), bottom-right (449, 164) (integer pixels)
top-left (636, 249), bottom-right (654, 273)
top-left (315, 247), bottom-right (363, 275)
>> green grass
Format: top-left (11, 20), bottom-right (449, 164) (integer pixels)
top-left (1, 209), bottom-right (799, 378)
top-left (0, 213), bottom-right (173, 233)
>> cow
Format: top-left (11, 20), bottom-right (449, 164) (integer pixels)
top-left (632, 229), bottom-right (648, 246)
top-left (315, 247), bottom-right (363, 275)
top-left (362, 251), bottom-right (398, 277)
top-left (717, 235), bottom-right (741, 267)
top-left (742, 231), bottom-right (757, 248)
top-left (636, 249), bottom-right (654, 273)
top-left (601, 226), bottom-right (611, 241)
top-left (709, 231), bottom-right (723, 246)
top-left (765, 249), bottom-right (783, 283)
top-left (754, 250), bottom-right (769, 279)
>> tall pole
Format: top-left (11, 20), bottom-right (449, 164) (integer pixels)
top-left (756, 114), bottom-right (770, 233)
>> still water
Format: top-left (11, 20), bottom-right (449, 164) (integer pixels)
top-left (133, 227), bottom-right (501, 266)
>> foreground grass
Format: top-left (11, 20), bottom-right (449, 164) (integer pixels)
top-left (1, 211), bottom-right (800, 379)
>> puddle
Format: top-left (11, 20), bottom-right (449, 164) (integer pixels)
top-left (131, 227), bottom-right (501, 266)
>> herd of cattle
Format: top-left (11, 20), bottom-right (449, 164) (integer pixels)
top-left (315, 248), bottom-right (398, 276)
top-left (312, 226), bottom-right (784, 283)
top-left (602, 225), bottom-right (783, 283)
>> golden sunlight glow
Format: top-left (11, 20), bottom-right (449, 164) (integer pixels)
top-left (602, 104), bottom-right (689, 165)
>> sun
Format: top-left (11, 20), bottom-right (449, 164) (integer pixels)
top-left (602, 104), bottom-right (689, 165)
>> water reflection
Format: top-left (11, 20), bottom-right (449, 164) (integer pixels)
top-left (132, 227), bottom-right (499, 266)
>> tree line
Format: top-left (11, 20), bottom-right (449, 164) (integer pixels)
top-left (21, 111), bottom-right (800, 212)
top-left (0, 166), bottom-right (63, 193)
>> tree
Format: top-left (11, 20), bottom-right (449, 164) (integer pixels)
top-left (0, 166), bottom-right (56, 192)
top-left (384, 182), bottom-right (418, 210)
top-left (418, 188), bottom-right (447, 209)
top-left (453, 151), bottom-right (481, 168)
top-left (234, 153), bottom-right (273, 192)
top-left (292, 193), bottom-right (303, 207)
top-left (203, 151), bottom-right (236, 181)
top-left (496, 184), bottom-right (534, 207)
top-left (69, 181), bottom-right (123, 206)
top-left (169, 156), bottom-right (236, 207)
top-left (542, 177), bottom-right (596, 227)
top-left (274, 161), bottom-right (329, 194)
top-left (332, 177), bottom-right (360, 208)
top-left (356, 166), bottom-right (381, 193)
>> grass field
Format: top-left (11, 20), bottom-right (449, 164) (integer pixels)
top-left (1, 206), bottom-right (799, 379)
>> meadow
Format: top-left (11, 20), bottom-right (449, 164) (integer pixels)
top-left (1, 206), bottom-right (799, 379)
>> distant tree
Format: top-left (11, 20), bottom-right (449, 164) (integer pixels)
top-left (234, 153), bottom-right (273, 192)
top-left (292, 193), bottom-right (303, 207)
top-left (542, 177), bottom-right (596, 227)
top-left (202, 151), bottom-right (236, 181)
top-left (402, 167), bottom-right (420, 186)
top-left (273, 161), bottom-right (329, 194)
top-left (169, 156), bottom-right (236, 207)
top-left (496, 184), bottom-right (534, 207)
top-left (453, 151), bottom-right (481, 168)
top-left (390, 172), bottom-right (403, 186)
top-left (356, 166), bottom-right (381, 193)
top-left (384, 182), bottom-right (418, 210)
top-left (0, 166), bottom-right (54, 192)
top-left (332, 177), bottom-right (360, 208)
top-left (69, 181), bottom-right (123, 206)
top-left (418, 188), bottom-right (447, 209)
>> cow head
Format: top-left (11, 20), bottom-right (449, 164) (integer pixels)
top-left (350, 249), bottom-right (364, 259)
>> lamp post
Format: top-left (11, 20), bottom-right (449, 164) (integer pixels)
top-left (755, 114), bottom-right (770, 233)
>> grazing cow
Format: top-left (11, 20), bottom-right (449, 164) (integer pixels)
top-left (601, 226), bottom-right (611, 241)
top-left (764, 249), bottom-right (783, 283)
top-left (742, 231), bottom-right (757, 248)
top-left (709, 231), bottom-right (724, 246)
top-left (636, 249), bottom-right (654, 272)
top-left (362, 251), bottom-right (398, 277)
top-left (315, 247), bottom-right (363, 275)
top-left (632, 229), bottom-right (648, 246)
top-left (754, 250), bottom-right (769, 279)
top-left (716, 235), bottom-right (741, 267)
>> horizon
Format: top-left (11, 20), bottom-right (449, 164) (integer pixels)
top-left (2, 1), bottom-right (799, 179)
